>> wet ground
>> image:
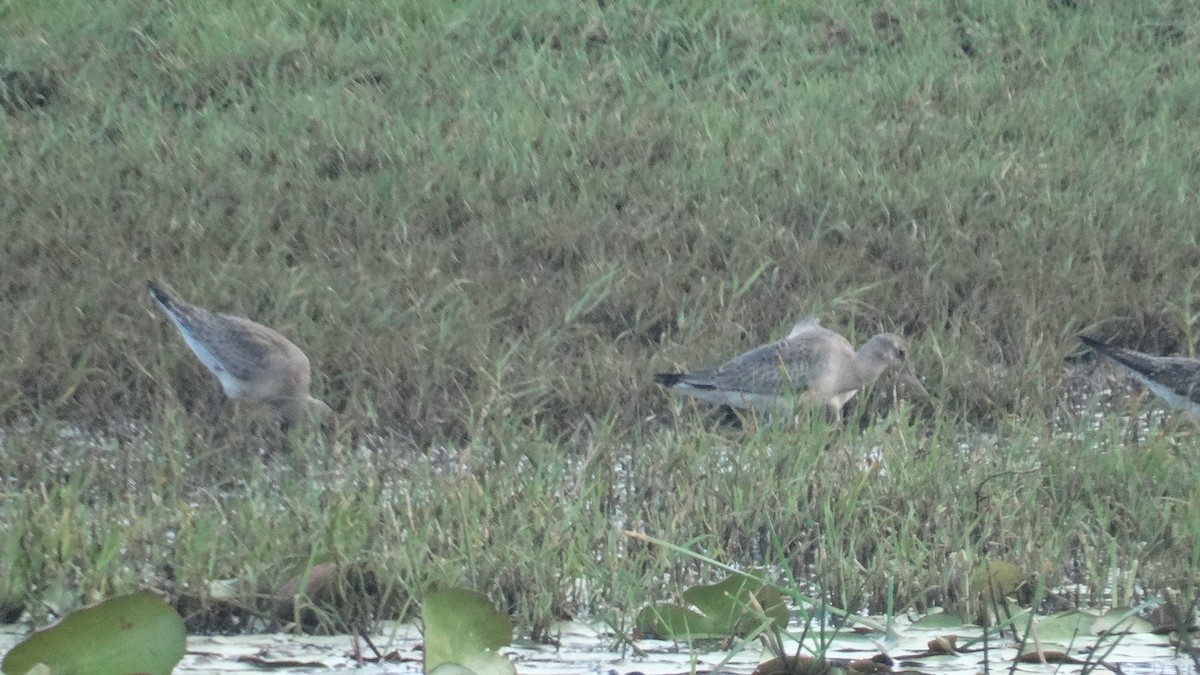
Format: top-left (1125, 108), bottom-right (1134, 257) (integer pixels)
top-left (2, 613), bottom-right (1194, 674)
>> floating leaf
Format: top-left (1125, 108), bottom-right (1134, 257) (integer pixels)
top-left (847, 655), bottom-right (894, 673)
top-left (680, 573), bottom-right (790, 632)
top-left (1, 591), bottom-right (185, 675)
top-left (752, 655), bottom-right (830, 675)
top-left (927, 634), bottom-right (958, 655)
top-left (423, 587), bottom-right (515, 675)
top-left (754, 654), bottom-right (893, 674)
top-left (1033, 610), bottom-right (1096, 642)
top-left (1092, 608), bottom-right (1155, 635)
top-left (429, 664), bottom-right (486, 675)
top-left (637, 571), bottom-right (789, 640)
top-left (1014, 644), bottom-right (1086, 665)
top-left (636, 603), bottom-right (724, 639)
top-left (909, 610), bottom-right (968, 629)
top-left (896, 632), bottom-right (961, 660)
top-left (235, 654), bottom-right (329, 668)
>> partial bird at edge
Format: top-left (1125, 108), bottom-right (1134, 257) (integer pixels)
top-left (1078, 333), bottom-right (1200, 417)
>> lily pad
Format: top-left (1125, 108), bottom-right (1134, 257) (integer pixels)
top-left (636, 603), bottom-right (725, 639)
top-left (637, 571), bottom-right (789, 640)
top-left (423, 587), bottom-right (515, 675)
top-left (1034, 610), bottom-right (1097, 642)
top-left (1092, 608), bottom-right (1155, 635)
top-left (1, 591), bottom-right (185, 675)
top-left (1014, 643), bottom-right (1087, 665)
top-left (752, 655), bottom-right (831, 675)
top-left (909, 610), bottom-right (969, 630)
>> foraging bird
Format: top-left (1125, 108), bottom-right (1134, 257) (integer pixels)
top-left (147, 281), bottom-right (332, 428)
top-left (1078, 334), bottom-right (1200, 417)
top-left (654, 318), bottom-right (927, 419)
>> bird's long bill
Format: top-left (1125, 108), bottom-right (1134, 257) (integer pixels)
top-left (894, 367), bottom-right (929, 399)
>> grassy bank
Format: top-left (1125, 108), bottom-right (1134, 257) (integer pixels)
top-left (4, 410), bottom-right (1199, 635)
top-left (3, 0), bottom-right (1200, 637)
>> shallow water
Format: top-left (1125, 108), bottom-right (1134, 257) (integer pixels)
top-left (2, 614), bottom-right (1194, 674)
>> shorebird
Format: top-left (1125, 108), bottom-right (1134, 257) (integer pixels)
top-left (654, 318), bottom-right (927, 419)
top-left (1078, 334), bottom-right (1200, 417)
top-left (148, 281), bottom-right (332, 428)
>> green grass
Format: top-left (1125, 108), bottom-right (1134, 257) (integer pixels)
top-left (3, 0), bottom-right (1200, 640)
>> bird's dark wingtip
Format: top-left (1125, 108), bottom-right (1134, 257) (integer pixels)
top-left (1077, 333), bottom-right (1114, 355)
top-left (146, 280), bottom-right (170, 305)
top-left (1076, 333), bottom-right (1155, 374)
top-left (654, 372), bottom-right (684, 388)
